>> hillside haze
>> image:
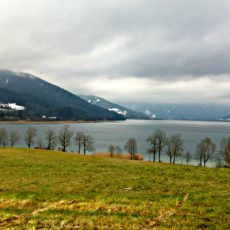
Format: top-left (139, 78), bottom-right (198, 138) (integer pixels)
top-left (0, 70), bottom-right (124, 120)
top-left (121, 102), bottom-right (230, 121)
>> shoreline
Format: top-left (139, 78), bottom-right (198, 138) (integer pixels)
top-left (1, 119), bottom-right (230, 125)
top-left (0, 120), bottom-right (100, 124)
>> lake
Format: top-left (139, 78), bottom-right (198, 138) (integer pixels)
top-left (1, 119), bottom-right (230, 165)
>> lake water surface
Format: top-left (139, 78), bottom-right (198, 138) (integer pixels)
top-left (1, 119), bottom-right (230, 164)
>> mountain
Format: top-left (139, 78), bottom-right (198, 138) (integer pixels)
top-left (79, 95), bottom-right (148, 119)
top-left (0, 70), bottom-right (124, 120)
top-left (120, 102), bottom-right (230, 121)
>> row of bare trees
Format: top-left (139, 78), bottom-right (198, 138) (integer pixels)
top-left (146, 129), bottom-right (230, 167)
top-left (0, 126), bottom-right (95, 154)
top-left (146, 130), bottom-right (185, 164)
top-left (1, 126), bottom-right (230, 167)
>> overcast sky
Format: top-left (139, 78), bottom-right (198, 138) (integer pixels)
top-left (1, 0), bottom-right (230, 104)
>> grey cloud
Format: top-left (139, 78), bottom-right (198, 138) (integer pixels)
top-left (0, 0), bottom-right (230, 102)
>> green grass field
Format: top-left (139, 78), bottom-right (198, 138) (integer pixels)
top-left (0, 148), bottom-right (229, 229)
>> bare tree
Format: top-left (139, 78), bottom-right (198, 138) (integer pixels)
top-left (24, 127), bottom-right (37, 148)
top-left (196, 143), bottom-right (203, 167)
top-left (196, 137), bottom-right (216, 167)
top-left (219, 137), bottom-right (230, 166)
top-left (108, 145), bottom-right (116, 157)
top-left (74, 132), bottom-right (84, 153)
top-left (147, 133), bottom-right (158, 162)
top-left (166, 134), bottom-right (184, 164)
top-left (147, 130), bottom-right (167, 163)
top-left (9, 130), bottom-right (20, 147)
top-left (45, 129), bottom-right (57, 150)
top-left (82, 134), bottom-right (95, 155)
top-left (124, 138), bottom-right (137, 160)
top-left (0, 128), bottom-right (9, 147)
top-left (58, 125), bottom-right (73, 152)
top-left (184, 151), bottom-right (192, 165)
top-left (155, 130), bottom-right (167, 163)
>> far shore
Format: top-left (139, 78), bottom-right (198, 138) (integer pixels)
top-left (0, 120), bottom-right (101, 124)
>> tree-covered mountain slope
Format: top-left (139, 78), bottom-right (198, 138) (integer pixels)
top-left (0, 70), bottom-right (124, 120)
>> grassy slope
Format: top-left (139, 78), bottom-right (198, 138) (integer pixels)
top-left (0, 148), bottom-right (229, 229)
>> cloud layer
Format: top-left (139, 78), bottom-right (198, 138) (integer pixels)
top-left (0, 0), bottom-right (230, 103)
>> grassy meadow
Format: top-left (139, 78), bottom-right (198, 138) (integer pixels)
top-left (0, 148), bottom-right (229, 229)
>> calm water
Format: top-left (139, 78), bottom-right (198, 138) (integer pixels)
top-left (1, 119), bottom-right (230, 164)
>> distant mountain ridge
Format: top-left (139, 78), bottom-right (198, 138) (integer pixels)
top-left (79, 95), bottom-right (148, 119)
top-left (120, 102), bottom-right (230, 121)
top-left (2, 70), bottom-right (229, 121)
top-left (0, 70), bottom-right (124, 120)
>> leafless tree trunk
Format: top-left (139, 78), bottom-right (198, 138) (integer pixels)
top-left (82, 134), bottom-right (95, 155)
top-left (147, 130), bottom-right (167, 163)
top-left (0, 128), bottom-right (9, 147)
top-left (166, 134), bottom-right (183, 164)
top-left (124, 138), bottom-right (137, 160)
top-left (196, 137), bottom-right (216, 167)
top-left (24, 127), bottom-right (37, 148)
top-left (220, 137), bottom-right (230, 166)
top-left (155, 129), bottom-right (167, 162)
top-left (58, 125), bottom-right (73, 152)
top-left (45, 129), bottom-right (57, 149)
top-left (147, 134), bottom-right (157, 162)
top-left (74, 132), bottom-right (84, 153)
top-left (9, 130), bottom-right (20, 147)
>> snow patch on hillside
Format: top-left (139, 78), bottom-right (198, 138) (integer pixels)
top-left (144, 109), bottom-right (156, 119)
top-left (109, 108), bottom-right (127, 116)
top-left (87, 97), bottom-right (101, 104)
top-left (0, 103), bottom-right (25, 111)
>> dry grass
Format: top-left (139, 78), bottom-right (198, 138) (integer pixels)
top-left (94, 152), bottom-right (144, 160)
